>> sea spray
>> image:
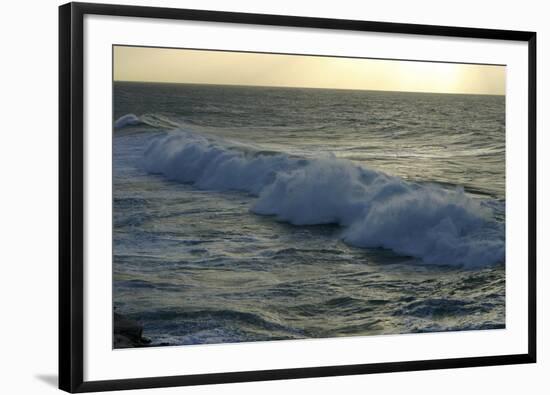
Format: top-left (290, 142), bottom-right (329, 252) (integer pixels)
top-left (141, 128), bottom-right (504, 267)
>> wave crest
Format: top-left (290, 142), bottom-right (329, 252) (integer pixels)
top-left (115, 113), bottom-right (188, 130)
top-left (142, 129), bottom-right (504, 267)
top-left (114, 114), bottom-right (143, 129)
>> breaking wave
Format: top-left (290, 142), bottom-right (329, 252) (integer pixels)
top-left (140, 127), bottom-right (505, 267)
top-left (114, 113), bottom-right (143, 129)
top-left (115, 113), bottom-right (189, 130)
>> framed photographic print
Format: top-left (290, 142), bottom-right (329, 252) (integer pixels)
top-left (59, 2), bottom-right (536, 392)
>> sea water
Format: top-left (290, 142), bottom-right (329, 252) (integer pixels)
top-left (113, 82), bottom-right (505, 346)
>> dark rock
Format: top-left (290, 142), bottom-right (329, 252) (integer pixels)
top-left (113, 312), bottom-right (151, 348)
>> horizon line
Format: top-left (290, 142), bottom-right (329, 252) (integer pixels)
top-left (113, 80), bottom-right (506, 97)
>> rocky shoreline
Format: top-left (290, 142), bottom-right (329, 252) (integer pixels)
top-left (113, 312), bottom-right (151, 348)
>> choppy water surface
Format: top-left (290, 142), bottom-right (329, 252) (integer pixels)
top-left (113, 82), bottom-right (505, 346)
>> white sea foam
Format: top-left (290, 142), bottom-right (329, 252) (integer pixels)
top-left (141, 128), bottom-right (505, 267)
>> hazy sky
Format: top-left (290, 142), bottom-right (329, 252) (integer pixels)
top-left (114, 46), bottom-right (505, 95)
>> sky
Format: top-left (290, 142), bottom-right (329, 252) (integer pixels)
top-left (114, 46), bottom-right (505, 95)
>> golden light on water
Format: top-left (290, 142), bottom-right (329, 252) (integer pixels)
top-left (114, 46), bottom-right (505, 95)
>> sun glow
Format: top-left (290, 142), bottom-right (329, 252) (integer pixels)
top-left (114, 46), bottom-right (505, 95)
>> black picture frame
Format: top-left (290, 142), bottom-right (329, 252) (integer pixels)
top-left (59, 2), bottom-right (537, 393)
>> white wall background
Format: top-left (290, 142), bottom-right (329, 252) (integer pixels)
top-left (0, 0), bottom-right (546, 393)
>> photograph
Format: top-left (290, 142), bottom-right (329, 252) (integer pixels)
top-left (112, 45), bottom-right (506, 348)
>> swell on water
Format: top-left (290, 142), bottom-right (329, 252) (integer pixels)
top-left (116, 114), bottom-right (505, 267)
top-left (114, 113), bottom-right (194, 130)
top-left (114, 113), bottom-right (143, 129)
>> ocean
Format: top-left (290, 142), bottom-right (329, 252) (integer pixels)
top-left (113, 81), bottom-right (505, 347)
